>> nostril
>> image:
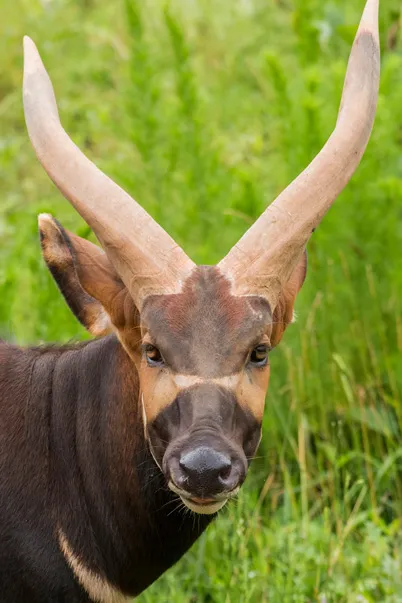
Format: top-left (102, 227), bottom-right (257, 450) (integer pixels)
top-left (174, 470), bottom-right (188, 488)
top-left (218, 462), bottom-right (232, 482)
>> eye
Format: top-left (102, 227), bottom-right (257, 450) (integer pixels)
top-left (248, 344), bottom-right (269, 368)
top-left (144, 345), bottom-right (164, 367)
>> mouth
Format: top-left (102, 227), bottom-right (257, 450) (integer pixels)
top-left (180, 496), bottom-right (227, 515)
top-left (168, 481), bottom-right (239, 515)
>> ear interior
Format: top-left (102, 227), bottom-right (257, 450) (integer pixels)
top-left (270, 250), bottom-right (308, 348)
top-left (39, 214), bottom-right (123, 336)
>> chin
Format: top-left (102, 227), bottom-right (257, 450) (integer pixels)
top-left (180, 496), bottom-right (228, 515)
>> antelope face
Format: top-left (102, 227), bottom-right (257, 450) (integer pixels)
top-left (139, 266), bottom-right (271, 513)
top-left (39, 216), bottom-right (306, 515)
top-left (29, 0), bottom-right (380, 513)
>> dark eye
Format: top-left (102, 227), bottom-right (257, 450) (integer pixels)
top-left (144, 345), bottom-right (164, 367)
top-left (248, 344), bottom-right (269, 368)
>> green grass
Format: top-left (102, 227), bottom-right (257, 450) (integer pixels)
top-left (1, 0), bottom-right (402, 600)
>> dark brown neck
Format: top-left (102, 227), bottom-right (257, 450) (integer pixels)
top-left (0, 336), bottom-right (212, 599)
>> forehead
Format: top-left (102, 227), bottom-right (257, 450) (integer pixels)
top-left (141, 266), bottom-right (271, 376)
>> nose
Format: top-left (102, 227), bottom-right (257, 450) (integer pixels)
top-left (177, 446), bottom-right (237, 496)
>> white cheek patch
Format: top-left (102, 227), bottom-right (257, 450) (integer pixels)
top-left (173, 373), bottom-right (241, 390)
top-left (141, 393), bottom-right (148, 434)
top-left (141, 394), bottom-right (163, 471)
top-left (58, 529), bottom-right (129, 603)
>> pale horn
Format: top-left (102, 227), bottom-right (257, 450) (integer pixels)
top-left (219, 0), bottom-right (380, 310)
top-left (23, 37), bottom-right (195, 308)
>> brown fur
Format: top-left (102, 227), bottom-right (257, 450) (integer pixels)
top-left (39, 215), bottom-right (113, 337)
top-left (40, 217), bottom-right (306, 427)
top-left (0, 215), bottom-right (306, 601)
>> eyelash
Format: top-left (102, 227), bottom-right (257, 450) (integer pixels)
top-left (248, 344), bottom-right (269, 368)
top-left (142, 343), bottom-right (269, 369)
top-left (142, 344), bottom-right (165, 367)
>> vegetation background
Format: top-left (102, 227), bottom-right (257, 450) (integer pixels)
top-left (1, 0), bottom-right (402, 600)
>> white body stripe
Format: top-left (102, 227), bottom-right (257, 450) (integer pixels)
top-left (58, 530), bottom-right (130, 603)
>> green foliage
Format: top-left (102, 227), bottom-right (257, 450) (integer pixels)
top-left (1, 0), bottom-right (401, 600)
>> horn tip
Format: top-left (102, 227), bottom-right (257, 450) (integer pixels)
top-left (23, 36), bottom-right (45, 80)
top-left (23, 36), bottom-right (37, 55)
top-left (360, 0), bottom-right (380, 38)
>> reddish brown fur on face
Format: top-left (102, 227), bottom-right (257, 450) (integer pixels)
top-left (138, 261), bottom-right (308, 425)
top-left (137, 266), bottom-right (274, 427)
top-left (141, 266), bottom-right (272, 378)
top-left (40, 220), bottom-right (306, 432)
top-left (161, 268), bottom-right (251, 336)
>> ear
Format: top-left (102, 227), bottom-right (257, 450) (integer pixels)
top-left (38, 214), bottom-right (138, 336)
top-left (270, 250), bottom-right (307, 348)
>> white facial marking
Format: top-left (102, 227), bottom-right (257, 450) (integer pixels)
top-left (142, 394), bottom-right (163, 471)
top-left (168, 481), bottom-right (237, 515)
top-left (58, 529), bottom-right (129, 603)
top-left (173, 373), bottom-right (241, 390)
top-left (180, 497), bottom-right (228, 515)
top-left (141, 393), bottom-right (148, 433)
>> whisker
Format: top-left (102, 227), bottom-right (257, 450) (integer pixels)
top-left (159, 496), bottom-right (181, 512)
top-left (167, 499), bottom-right (188, 518)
